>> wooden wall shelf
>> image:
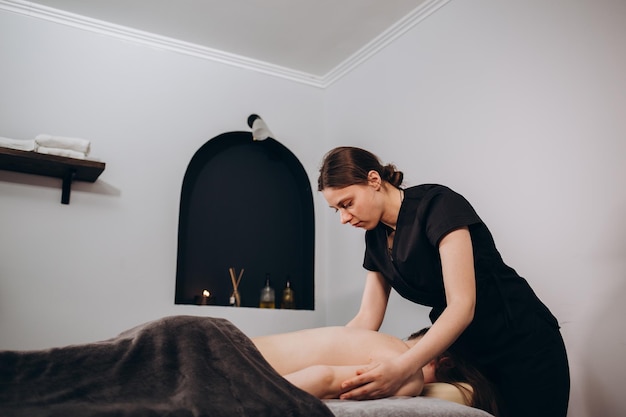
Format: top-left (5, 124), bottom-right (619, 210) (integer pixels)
top-left (0, 147), bottom-right (106, 204)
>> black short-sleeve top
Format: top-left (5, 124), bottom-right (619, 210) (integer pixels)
top-left (363, 184), bottom-right (557, 332)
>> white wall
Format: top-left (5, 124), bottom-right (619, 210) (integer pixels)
top-left (1, 1), bottom-right (625, 416)
top-left (0, 9), bottom-right (330, 348)
top-left (324, 1), bottom-right (626, 417)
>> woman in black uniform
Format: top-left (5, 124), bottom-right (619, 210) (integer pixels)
top-left (318, 146), bottom-right (569, 417)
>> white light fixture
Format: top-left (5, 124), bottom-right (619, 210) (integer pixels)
top-left (247, 114), bottom-right (274, 141)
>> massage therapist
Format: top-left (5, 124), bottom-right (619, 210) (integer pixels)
top-left (318, 146), bottom-right (569, 417)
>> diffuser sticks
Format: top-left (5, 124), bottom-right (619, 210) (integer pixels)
top-left (228, 267), bottom-right (244, 307)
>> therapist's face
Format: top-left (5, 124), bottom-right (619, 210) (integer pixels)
top-left (322, 182), bottom-right (382, 230)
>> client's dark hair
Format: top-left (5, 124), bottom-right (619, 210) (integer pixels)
top-left (317, 146), bottom-right (404, 191)
top-left (408, 328), bottom-right (501, 417)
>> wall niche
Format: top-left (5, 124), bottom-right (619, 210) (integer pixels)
top-left (175, 131), bottom-right (315, 309)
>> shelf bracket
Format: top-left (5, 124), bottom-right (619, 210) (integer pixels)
top-left (61, 169), bottom-right (77, 204)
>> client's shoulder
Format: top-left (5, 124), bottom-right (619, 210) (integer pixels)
top-left (422, 382), bottom-right (473, 406)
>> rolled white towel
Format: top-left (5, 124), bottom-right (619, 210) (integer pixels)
top-left (36, 146), bottom-right (86, 159)
top-left (35, 134), bottom-right (90, 155)
top-left (0, 136), bottom-right (36, 151)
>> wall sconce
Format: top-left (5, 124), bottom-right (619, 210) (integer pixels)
top-left (247, 114), bottom-right (274, 141)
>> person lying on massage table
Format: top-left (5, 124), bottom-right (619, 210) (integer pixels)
top-left (252, 326), bottom-right (500, 416)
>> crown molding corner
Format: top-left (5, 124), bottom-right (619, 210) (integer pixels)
top-left (1, 0), bottom-right (450, 89)
top-left (320, 0), bottom-right (452, 88)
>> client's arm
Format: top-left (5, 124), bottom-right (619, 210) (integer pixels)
top-left (284, 365), bottom-right (424, 399)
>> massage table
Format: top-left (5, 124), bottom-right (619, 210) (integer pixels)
top-left (0, 316), bottom-right (495, 417)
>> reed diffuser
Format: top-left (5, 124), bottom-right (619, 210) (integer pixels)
top-left (228, 267), bottom-right (244, 307)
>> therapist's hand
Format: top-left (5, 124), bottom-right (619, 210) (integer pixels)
top-left (339, 357), bottom-right (416, 400)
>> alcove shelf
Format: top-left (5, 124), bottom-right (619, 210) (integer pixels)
top-left (0, 147), bottom-right (106, 204)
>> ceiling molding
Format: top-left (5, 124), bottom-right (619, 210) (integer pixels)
top-left (0, 0), bottom-right (325, 87)
top-left (321, 0), bottom-right (450, 88)
top-left (0, 0), bottom-right (450, 89)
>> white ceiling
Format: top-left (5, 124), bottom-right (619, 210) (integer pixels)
top-left (21, 0), bottom-right (439, 79)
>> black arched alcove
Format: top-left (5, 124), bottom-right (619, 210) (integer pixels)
top-left (175, 131), bottom-right (315, 309)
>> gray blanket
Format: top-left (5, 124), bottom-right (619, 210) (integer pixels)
top-left (0, 315), bottom-right (334, 417)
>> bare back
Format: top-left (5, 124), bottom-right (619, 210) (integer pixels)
top-left (252, 326), bottom-right (409, 375)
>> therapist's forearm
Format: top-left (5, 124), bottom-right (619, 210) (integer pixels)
top-left (402, 302), bottom-right (474, 370)
top-left (346, 271), bottom-right (390, 330)
top-left (346, 313), bottom-right (380, 330)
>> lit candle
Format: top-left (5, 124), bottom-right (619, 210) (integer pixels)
top-left (195, 289), bottom-right (212, 305)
